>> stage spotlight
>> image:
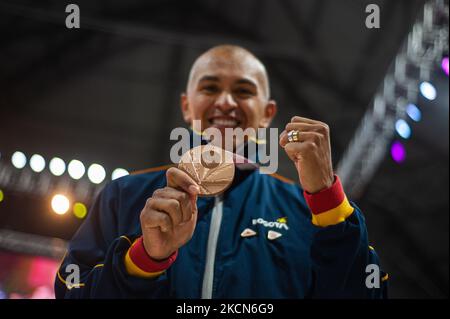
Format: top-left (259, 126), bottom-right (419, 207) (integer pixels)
top-left (68, 160), bottom-right (85, 180)
top-left (391, 141), bottom-right (406, 163)
top-left (112, 168), bottom-right (129, 180)
top-left (51, 194), bottom-right (70, 215)
top-left (406, 103), bottom-right (422, 122)
top-left (395, 119), bottom-right (412, 139)
top-left (442, 56), bottom-right (449, 76)
top-left (419, 81), bottom-right (437, 100)
top-left (73, 202), bottom-right (88, 219)
top-left (87, 163), bottom-right (106, 184)
top-left (0, 189), bottom-right (4, 203)
top-left (11, 151), bottom-right (27, 169)
top-left (49, 157), bottom-right (66, 176)
top-left (30, 154), bottom-right (46, 173)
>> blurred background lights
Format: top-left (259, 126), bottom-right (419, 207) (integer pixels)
top-left (395, 119), bottom-right (412, 139)
top-left (442, 56), bottom-right (449, 76)
top-left (112, 168), bottom-right (129, 180)
top-left (29, 154), bottom-right (46, 173)
top-left (49, 157), bottom-right (66, 176)
top-left (406, 103), bottom-right (422, 122)
top-left (11, 151), bottom-right (27, 169)
top-left (0, 189), bottom-right (4, 203)
top-left (73, 202), bottom-right (87, 219)
top-left (391, 141), bottom-right (406, 163)
top-left (419, 81), bottom-right (437, 100)
top-left (51, 194), bottom-right (70, 215)
top-left (87, 164), bottom-right (106, 184)
top-left (68, 160), bottom-right (85, 180)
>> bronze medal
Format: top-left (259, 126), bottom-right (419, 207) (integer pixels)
top-left (178, 145), bottom-right (235, 197)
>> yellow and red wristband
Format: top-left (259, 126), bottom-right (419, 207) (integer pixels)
top-left (124, 236), bottom-right (178, 278)
top-left (303, 175), bottom-right (354, 227)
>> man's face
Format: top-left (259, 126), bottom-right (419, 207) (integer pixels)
top-left (181, 52), bottom-right (277, 146)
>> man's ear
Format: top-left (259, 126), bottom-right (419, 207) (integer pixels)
top-left (259, 100), bottom-right (277, 128)
top-left (180, 93), bottom-right (192, 125)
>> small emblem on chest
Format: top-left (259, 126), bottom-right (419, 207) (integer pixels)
top-left (240, 228), bottom-right (257, 238)
top-left (267, 230), bottom-right (282, 240)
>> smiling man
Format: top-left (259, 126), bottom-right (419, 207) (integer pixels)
top-left (182, 46), bottom-right (276, 150)
top-left (55, 45), bottom-right (387, 298)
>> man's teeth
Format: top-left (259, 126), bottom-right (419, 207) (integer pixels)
top-left (211, 119), bottom-right (238, 127)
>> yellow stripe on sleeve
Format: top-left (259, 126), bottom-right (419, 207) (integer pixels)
top-left (124, 248), bottom-right (165, 279)
top-left (311, 197), bottom-right (354, 227)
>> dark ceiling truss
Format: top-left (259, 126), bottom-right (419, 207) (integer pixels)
top-left (337, 0), bottom-right (448, 198)
top-left (0, 1), bottom-right (321, 127)
top-left (0, 0), bottom-right (371, 161)
top-left (0, 0), bottom-right (373, 111)
top-left (0, 1), bottom-right (188, 94)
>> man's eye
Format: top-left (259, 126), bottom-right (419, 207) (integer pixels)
top-left (235, 88), bottom-right (254, 96)
top-left (202, 86), bottom-right (219, 93)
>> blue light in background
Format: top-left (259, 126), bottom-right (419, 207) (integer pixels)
top-left (406, 103), bottom-right (422, 122)
top-left (419, 81), bottom-right (437, 100)
top-left (395, 119), bottom-right (412, 139)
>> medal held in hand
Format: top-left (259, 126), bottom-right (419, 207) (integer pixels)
top-left (178, 145), bottom-right (235, 197)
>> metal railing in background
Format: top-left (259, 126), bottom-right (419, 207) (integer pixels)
top-left (0, 228), bottom-right (67, 259)
top-left (0, 160), bottom-right (101, 206)
top-left (337, 0), bottom-right (449, 199)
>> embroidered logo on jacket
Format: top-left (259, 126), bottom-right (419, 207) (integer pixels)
top-left (252, 217), bottom-right (289, 230)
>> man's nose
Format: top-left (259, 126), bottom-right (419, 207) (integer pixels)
top-left (215, 91), bottom-right (238, 113)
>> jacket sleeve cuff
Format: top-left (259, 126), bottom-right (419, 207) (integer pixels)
top-left (124, 236), bottom-right (178, 278)
top-left (303, 175), bottom-right (354, 227)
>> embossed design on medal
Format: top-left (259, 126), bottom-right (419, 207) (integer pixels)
top-left (178, 145), bottom-right (235, 197)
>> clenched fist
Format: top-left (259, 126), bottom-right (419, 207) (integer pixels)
top-left (279, 116), bottom-right (334, 194)
top-left (140, 167), bottom-right (200, 260)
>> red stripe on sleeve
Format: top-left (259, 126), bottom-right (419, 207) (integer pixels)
top-left (303, 175), bottom-right (346, 215)
top-left (128, 237), bottom-right (178, 273)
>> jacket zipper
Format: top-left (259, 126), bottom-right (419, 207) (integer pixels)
top-left (201, 195), bottom-right (223, 299)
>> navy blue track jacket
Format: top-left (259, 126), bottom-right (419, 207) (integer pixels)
top-left (55, 141), bottom-right (387, 299)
